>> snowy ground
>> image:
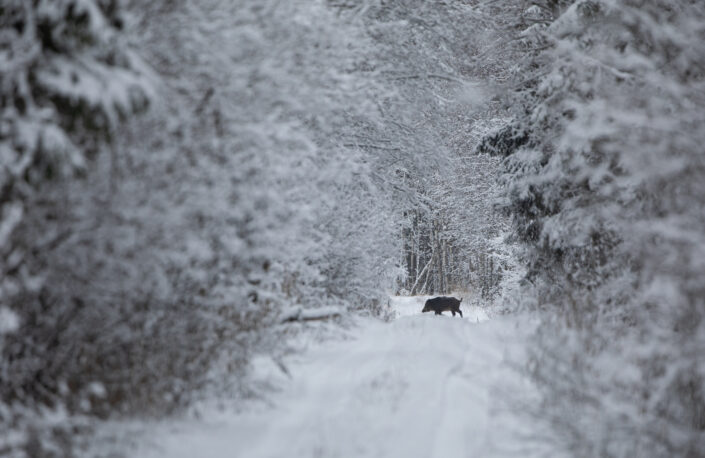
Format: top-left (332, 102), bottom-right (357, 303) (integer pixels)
top-left (132, 297), bottom-right (555, 458)
top-left (390, 294), bottom-right (490, 322)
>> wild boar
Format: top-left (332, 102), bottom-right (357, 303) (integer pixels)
top-left (421, 296), bottom-right (463, 317)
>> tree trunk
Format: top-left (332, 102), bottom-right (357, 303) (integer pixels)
top-left (411, 252), bottom-right (434, 295)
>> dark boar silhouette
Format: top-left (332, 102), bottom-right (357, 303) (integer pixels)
top-left (422, 296), bottom-right (463, 317)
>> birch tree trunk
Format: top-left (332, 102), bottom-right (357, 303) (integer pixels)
top-left (410, 253), bottom-right (434, 296)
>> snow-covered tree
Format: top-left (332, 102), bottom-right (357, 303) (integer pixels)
top-left (1, 0), bottom-right (153, 453)
top-left (333, 0), bottom-right (520, 299)
top-left (491, 0), bottom-right (705, 454)
top-left (1, 0), bottom-right (408, 454)
top-left (0, 0), bottom-right (150, 311)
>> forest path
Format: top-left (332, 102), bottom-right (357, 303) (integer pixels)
top-left (136, 298), bottom-right (551, 458)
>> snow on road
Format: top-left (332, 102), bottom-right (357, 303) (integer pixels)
top-left (390, 295), bottom-right (490, 322)
top-left (135, 297), bottom-right (552, 458)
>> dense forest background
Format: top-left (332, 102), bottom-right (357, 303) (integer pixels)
top-left (1, 0), bottom-right (703, 456)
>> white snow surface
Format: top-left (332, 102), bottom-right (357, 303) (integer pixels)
top-left (134, 298), bottom-right (554, 458)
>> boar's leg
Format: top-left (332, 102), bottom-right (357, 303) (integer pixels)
top-left (457, 309), bottom-right (463, 318)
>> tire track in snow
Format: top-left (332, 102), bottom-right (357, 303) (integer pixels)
top-left (133, 304), bottom-right (552, 458)
top-left (429, 318), bottom-right (494, 458)
top-left (430, 349), bottom-right (470, 458)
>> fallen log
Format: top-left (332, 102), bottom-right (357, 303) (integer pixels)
top-left (279, 305), bottom-right (345, 323)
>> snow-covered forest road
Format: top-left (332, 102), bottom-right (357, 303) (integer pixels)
top-left (135, 298), bottom-right (549, 458)
top-left (3, 2), bottom-right (703, 455)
